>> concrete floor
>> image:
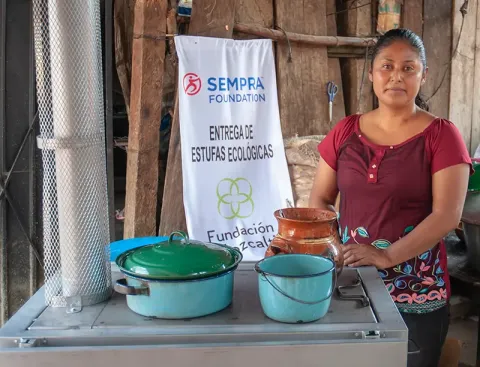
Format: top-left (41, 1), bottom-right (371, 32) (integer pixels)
top-left (449, 315), bottom-right (477, 366)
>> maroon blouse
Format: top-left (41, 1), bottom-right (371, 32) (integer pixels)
top-left (318, 114), bottom-right (472, 314)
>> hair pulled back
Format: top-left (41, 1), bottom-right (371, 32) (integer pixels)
top-left (371, 28), bottom-right (429, 111)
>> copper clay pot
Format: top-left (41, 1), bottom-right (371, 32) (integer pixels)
top-left (265, 208), bottom-right (344, 276)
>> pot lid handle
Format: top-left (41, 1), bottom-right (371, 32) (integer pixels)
top-left (168, 230), bottom-right (189, 245)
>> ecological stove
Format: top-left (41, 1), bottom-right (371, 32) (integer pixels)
top-left (0, 263), bottom-right (408, 367)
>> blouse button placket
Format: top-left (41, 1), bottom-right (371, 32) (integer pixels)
top-left (368, 149), bottom-right (386, 184)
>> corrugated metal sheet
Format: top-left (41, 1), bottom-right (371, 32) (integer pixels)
top-left (0, 0), bottom-right (44, 327)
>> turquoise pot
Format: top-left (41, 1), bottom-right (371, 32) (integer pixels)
top-left (115, 269), bottom-right (236, 319)
top-left (254, 254), bottom-right (336, 323)
top-left (114, 232), bottom-right (243, 319)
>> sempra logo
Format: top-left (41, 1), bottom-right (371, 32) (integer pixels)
top-left (183, 73), bottom-right (202, 96)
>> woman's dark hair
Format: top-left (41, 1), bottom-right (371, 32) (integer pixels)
top-left (371, 28), bottom-right (429, 111)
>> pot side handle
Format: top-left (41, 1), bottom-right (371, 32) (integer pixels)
top-left (114, 278), bottom-right (150, 296)
top-left (327, 241), bottom-right (344, 277)
top-left (267, 236), bottom-right (293, 255)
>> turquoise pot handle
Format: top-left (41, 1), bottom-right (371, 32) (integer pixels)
top-left (260, 269), bottom-right (337, 305)
top-left (114, 278), bottom-right (150, 296)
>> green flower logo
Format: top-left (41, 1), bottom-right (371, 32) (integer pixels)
top-left (216, 178), bottom-right (254, 219)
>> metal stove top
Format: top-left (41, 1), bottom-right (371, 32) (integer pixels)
top-left (0, 263), bottom-right (407, 348)
top-left (0, 263), bottom-right (409, 367)
top-left (30, 265), bottom-right (376, 331)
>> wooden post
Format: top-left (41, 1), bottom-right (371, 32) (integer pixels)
top-left (327, 0), bottom-right (346, 126)
top-left (449, 0), bottom-right (477, 152)
top-left (402, 0), bottom-right (423, 36)
top-left (275, 1), bottom-right (331, 137)
top-left (422, 0), bottom-right (452, 119)
top-left (159, 0), bottom-right (237, 236)
top-left (123, 0), bottom-right (168, 239)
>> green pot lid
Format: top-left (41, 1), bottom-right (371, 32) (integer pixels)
top-left (117, 231), bottom-right (241, 280)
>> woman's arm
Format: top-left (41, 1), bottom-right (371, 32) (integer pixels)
top-left (343, 163), bottom-right (470, 269)
top-left (308, 157), bottom-right (339, 213)
top-left (384, 162), bottom-right (470, 266)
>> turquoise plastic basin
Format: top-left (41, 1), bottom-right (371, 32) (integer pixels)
top-left (108, 236), bottom-right (168, 262)
top-left (254, 254), bottom-right (336, 324)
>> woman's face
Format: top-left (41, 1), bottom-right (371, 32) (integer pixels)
top-left (369, 40), bottom-right (427, 109)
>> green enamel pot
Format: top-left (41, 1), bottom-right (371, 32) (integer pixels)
top-left (114, 231), bottom-right (243, 319)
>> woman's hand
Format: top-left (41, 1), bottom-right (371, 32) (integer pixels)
top-left (343, 244), bottom-right (393, 269)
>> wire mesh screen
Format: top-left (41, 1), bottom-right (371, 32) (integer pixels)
top-left (32, 0), bottom-right (112, 311)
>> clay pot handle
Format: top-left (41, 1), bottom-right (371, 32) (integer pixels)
top-left (327, 242), bottom-right (344, 277)
top-left (269, 236), bottom-right (293, 255)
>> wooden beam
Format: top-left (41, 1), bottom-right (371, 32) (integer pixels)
top-left (159, 0), bottom-right (237, 236)
top-left (449, 0), bottom-right (477, 152)
top-left (274, 1), bottom-right (331, 137)
top-left (327, 46), bottom-right (367, 58)
top-left (402, 0), bottom-right (423, 36)
top-left (422, 0), bottom-right (452, 119)
top-left (327, 0), bottom-right (346, 126)
top-left (234, 22), bottom-right (372, 57)
top-left (123, 0), bottom-right (168, 239)
top-left (233, 23), bottom-right (376, 47)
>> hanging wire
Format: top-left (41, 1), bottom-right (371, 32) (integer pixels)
top-left (275, 26), bottom-right (293, 62)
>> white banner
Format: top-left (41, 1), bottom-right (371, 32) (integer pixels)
top-left (175, 36), bottom-right (293, 261)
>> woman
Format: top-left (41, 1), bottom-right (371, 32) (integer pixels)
top-left (309, 28), bottom-right (472, 367)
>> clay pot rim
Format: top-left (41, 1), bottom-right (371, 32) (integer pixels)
top-left (274, 208), bottom-right (337, 223)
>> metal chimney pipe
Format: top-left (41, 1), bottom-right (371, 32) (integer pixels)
top-left (32, 0), bottom-right (62, 302)
top-left (33, 0), bottom-right (112, 311)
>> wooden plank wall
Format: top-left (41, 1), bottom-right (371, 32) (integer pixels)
top-left (275, 1), bottom-right (331, 136)
top-left (472, 1), bottom-right (480, 155)
top-left (422, 0), bottom-right (452, 120)
top-left (235, 0), bottom-right (344, 133)
top-left (159, 0), bottom-right (237, 235)
top-left (403, 0), bottom-right (423, 36)
top-left (327, 0), bottom-right (346, 126)
top-left (449, 0), bottom-right (478, 154)
top-left (339, 1), bottom-right (373, 115)
top-left (157, 0), bottom-right (480, 238)
top-left (159, 0), bottom-right (346, 235)
top-left (404, 0), bottom-right (480, 154)
top-left (234, 0), bottom-right (273, 37)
